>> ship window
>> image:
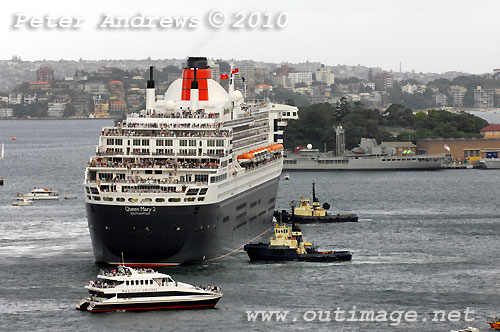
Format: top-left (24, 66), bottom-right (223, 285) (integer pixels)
top-left (140, 280), bottom-right (144, 285)
top-left (145, 170), bottom-right (153, 174)
top-left (90, 187), bottom-right (99, 195)
top-left (136, 280), bottom-right (139, 285)
top-left (165, 139), bottom-right (173, 146)
top-left (103, 197), bottom-right (113, 201)
top-left (129, 197), bottom-right (138, 202)
top-left (186, 189), bottom-right (199, 196)
top-left (156, 139), bottom-right (164, 146)
top-left (236, 203), bottom-right (246, 210)
top-left (199, 188), bottom-right (208, 195)
top-left (216, 139), bottom-right (224, 147)
top-left (141, 198), bottom-right (152, 202)
top-left (207, 140), bottom-right (215, 147)
top-left (85, 187), bottom-right (90, 194)
top-left (155, 170), bottom-right (162, 174)
top-left (87, 195), bottom-right (91, 200)
top-left (142, 139), bottom-right (149, 146)
top-left (133, 139), bottom-right (141, 146)
top-left (168, 198), bottom-right (181, 202)
top-left (198, 197), bottom-right (205, 201)
top-left (126, 281), bottom-right (129, 285)
top-left (116, 197), bottom-right (125, 202)
top-left (180, 139), bottom-right (188, 146)
top-left (93, 196), bottom-right (101, 201)
top-left (189, 140), bottom-right (197, 147)
top-left (184, 197), bottom-right (196, 202)
top-left (155, 198), bottom-right (165, 202)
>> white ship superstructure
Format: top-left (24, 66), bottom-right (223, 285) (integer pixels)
top-left (84, 57), bottom-right (298, 265)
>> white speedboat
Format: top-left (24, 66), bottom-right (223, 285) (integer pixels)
top-left (19, 188), bottom-right (59, 200)
top-left (284, 174), bottom-right (290, 180)
top-left (12, 197), bottom-right (33, 206)
top-left (76, 265), bottom-right (222, 312)
top-left (450, 328), bottom-right (479, 332)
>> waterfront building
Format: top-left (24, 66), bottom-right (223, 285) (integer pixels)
top-left (480, 124), bottom-right (500, 139)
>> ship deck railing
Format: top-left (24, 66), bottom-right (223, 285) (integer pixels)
top-left (101, 129), bottom-right (230, 138)
top-left (89, 178), bottom-right (209, 187)
top-left (88, 161), bottom-right (219, 170)
top-left (123, 122), bottom-right (221, 130)
top-left (128, 110), bottom-right (220, 120)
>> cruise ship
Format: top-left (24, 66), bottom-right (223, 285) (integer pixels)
top-left (84, 57), bottom-right (298, 266)
top-left (283, 126), bottom-right (444, 171)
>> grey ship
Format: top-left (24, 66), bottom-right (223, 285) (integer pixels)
top-left (83, 57), bottom-right (298, 265)
top-left (283, 126), bottom-right (444, 171)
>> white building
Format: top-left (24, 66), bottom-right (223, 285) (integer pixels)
top-left (8, 92), bottom-right (23, 104)
top-left (435, 93), bottom-right (448, 107)
top-left (47, 103), bottom-right (66, 117)
top-left (288, 72), bottom-right (313, 86)
top-left (448, 85), bottom-right (467, 107)
top-left (0, 108), bottom-right (14, 118)
top-left (208, 61), bottom-right (220, 83)
top-left (315, 65), bottom-right (335, 85)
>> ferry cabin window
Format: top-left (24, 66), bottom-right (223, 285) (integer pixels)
top-left (216, 140), bottom-right (224, 147)
top-left (199, 188), bottom-right (208, 195)
top-left (165, 139), bottom-right (173, 146)
top-left (180, 139), bottom-right (188, 147)
top-left (189, 140), bottom-right (197, 147)
top-left (208, 140), bottom-right (215, 147)
top-left (142, 139), bottom-right (149, 146)
top-left (116, 139), bottom-right (122, 145)
top-left (195, 175), bottom-right (209, 183)
top-left (107, 138), bottom-right (114, 145)
top-left (133, 139), bottom-right (141, 146)
top-left (156, 139), bottom-right (164, 146)
top-left (186, 189), bottom-right (199, 196)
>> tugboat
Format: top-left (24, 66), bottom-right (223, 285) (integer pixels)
top-left (244, 222), bottom-right (352, 262)
top-left (76, 265), bottom-right (222, 312)
top-left (274, 183), bottom-right (358, 223)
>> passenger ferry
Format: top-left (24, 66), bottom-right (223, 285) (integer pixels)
top-left (18, 188), bottom-right (59, 200)
top-left (76, 265), bottom-right (222, 312)
top-left (84, 57), bottom-right (298, 265)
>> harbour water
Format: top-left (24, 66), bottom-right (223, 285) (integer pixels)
top-left (0, 119), bottom-right (499, 331)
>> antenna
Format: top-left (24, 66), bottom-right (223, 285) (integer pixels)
top-left (121, 252), bottom-right (125, 265)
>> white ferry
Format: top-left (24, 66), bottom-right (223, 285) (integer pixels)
top-left (84, 57), bottom-right (298, 265)
top-left (76, 265), bottom-right (222, 312)
top-left (18, 188), bottom-right (59, 200)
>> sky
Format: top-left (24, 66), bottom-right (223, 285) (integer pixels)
top-left (2, 0), bottom-right (499, 74)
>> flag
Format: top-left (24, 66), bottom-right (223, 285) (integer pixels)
top-left (220, 74), bottom-right (229, 80)
top-left (232, 68), bottom-right (239, 74)
top-left (444, 144), bottom-right (450, 152)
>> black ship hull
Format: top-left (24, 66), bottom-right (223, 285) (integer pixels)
top-left (77, 297), bottom-right (220, 312)
top-left (274, 210), bottom-right (358, 224)
top-left (244, 243), bottom-right (352, 262)
top-left (86, 177), bottom-right (280, 265)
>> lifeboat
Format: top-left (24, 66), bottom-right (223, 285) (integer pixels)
top-left (237, 144), bottom-right (284, 163)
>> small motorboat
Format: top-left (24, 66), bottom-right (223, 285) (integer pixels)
top-left (64, 196), bottom-right (78, 200)
top-left (450, 328), bottom-right (479, 332)
top-left (244, 222), bottom-right (352, 262)
top-left (76, 265), bottom-right (222, 312)
top-left (12, 197), bottom-right (34, 206)
top-left (284, 174), bottom-right (290, 180)
top-left (18, 187), bottom-right (59, 200)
